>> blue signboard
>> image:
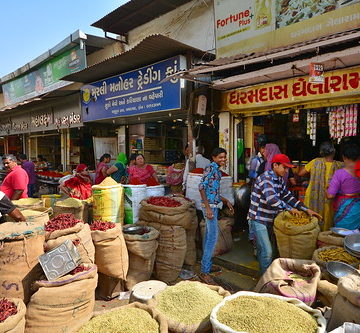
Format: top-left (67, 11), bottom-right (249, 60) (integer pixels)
top-left (81, 56), bottom-right (184, 121)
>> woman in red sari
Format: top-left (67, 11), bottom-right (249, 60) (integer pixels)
top-left (59, 164), bottom-right (92, 200)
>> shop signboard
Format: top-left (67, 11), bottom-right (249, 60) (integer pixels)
top-left (0, 113), bottom-right (30, 136)
top-left (222, 66), bottom-right (360, 111)
top-left (214, 0), bottom-right (360, 58)
top-left (81, 56), bottom-right (185, 121)
top-left (2, 45), bottom-right (86, 106)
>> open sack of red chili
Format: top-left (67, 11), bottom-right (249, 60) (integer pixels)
top-left (69, 265), bottom-right (91, 275)
top-left (90, 220), bottom-right (128, 280)
top-left (0, 298), bottom-right (26, 332)
top-left (44, 213), bottom-right (95, 264)
top-left (139, 196), bottom-right (193, 229)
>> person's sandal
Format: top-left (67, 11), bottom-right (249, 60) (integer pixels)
top-left (210, 265), bottom-right (223, 274)
top-left (199, 273), bottom-right (217, 285)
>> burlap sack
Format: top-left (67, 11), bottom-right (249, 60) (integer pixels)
top-left (317, 231), bottom-right (344, 248)
top-left (45, 223), bottom-right (95, 263)
top-left (274, 211), bottom-right (320, 259)
top-left (317, 280), bottom-right (338, 307)
top-left (12, 198), bottom-right (43, 209)
top-left (149, 281), bottom-right (230, 333)
top-left (25, 264), bottom-right (98, 333)
top-left (254, 258), bottom-right (321, 305)
top-left (5, 207), bottom-right (52, 225)
top-left (87, 302), bottom-right (168, 333)
top-left (139, 197), bottom-right (192, 229)
top-left (0, 298), bottom-right (26, 333)
top-left (312, 246), bottom-right (359, 269)
top-left (91, 224), bottom-right (128, 280)
top-left (53, 200), bottom-right (89, 222)
top-left (138, 221), bottom-right (186, 283)
top-left (184, 207), bottom-right (198, 266)
top-left (123, 225), bottom-right (159, 290)
top-left (0, 222), bottom-right (45, 304)
top-left (200, 217), bottom-right (234, 257)
top-left (95, 272), bottom-right (123, 300)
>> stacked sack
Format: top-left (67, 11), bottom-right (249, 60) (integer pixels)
top-left (0, 222), bottom-right (45, 304)
top-left (138, 196), bottom-right (197, 283)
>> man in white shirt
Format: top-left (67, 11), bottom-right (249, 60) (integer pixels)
top-left (195, 145), bottom-right (211, 169)
top-left (0, 191), bottom-right (26, 222)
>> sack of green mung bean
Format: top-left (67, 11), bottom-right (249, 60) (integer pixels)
top-left (138, 221), bottom-right (186, 283)
top-left (255, 258), bottom-right (321, 306)
top-left (25, 264), bottom-right (98, 333)
top-left (148, 280), bottom-right (230, 333)
top-left (210, 291), bottom-right (326, 333)
top-left (327, 271), bottom-right (360, 331)
top-left (78, 302), bottom-right (168, 333)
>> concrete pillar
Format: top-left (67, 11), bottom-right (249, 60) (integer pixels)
top-left (219, 112), bottom-right (232, 175)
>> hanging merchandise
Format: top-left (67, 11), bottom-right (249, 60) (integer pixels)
top-left (328, 104), bottom-right (358, 143)
top-left (306, 110), bottom-right (317, 146)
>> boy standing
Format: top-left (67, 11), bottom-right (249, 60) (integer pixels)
top-left (248, 154), bottom-right (321, 273)
top-left (199, 148), bottom-right (233, 283)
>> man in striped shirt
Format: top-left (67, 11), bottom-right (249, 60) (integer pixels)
top-left (248, 154), bottom-right (322, 273)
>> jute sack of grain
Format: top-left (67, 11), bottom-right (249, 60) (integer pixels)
top-left (184, 207), bottom-right (198, 266)
top-left (148, 281), bottom-right (230, 333)
top-left (91, 224), bottom-right (129, 280)
top-left (0, 298), bottom-right (26, 333)
top-left (123, 225), bottom-right (159, 290)
top-left (317, 230), bottom-right (344, 248)
top-left (327, 271), bottom-right (360, 331)
top-left (92, 178), bottom-right (124, 224)
top-left (53, 197), bottom-right (89, 222)
top-left (25, 264), bottom-right (98, 333)
top-left (138, 221), bottom-right (186, 283)
top-left (0, 222), bottom-right (45, 304)
top-left (312, 246), bottom-right (359, 269)
top-left (317, 280), bottom-right (338, 307)
top-left (5, 207), bottom-right (52, 225)
top-left (254, 258), bottom-right (321, 305)
top-left (200, 217), bottom-right (234, 257)
top-left (79, 302), bottom-right (168, 333)
top-left (139, 197), bottom-right (192, 229)
top-left (12, 198), bottom-right (43, 209)
top-left (95, 272), bottom-right (123, 300)
top-left (45, 222), bottom-right (95, 263)
top-left (274, 211), bottom-right (320, 260)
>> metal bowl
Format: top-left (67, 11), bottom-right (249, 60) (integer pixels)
top-left (345, 234), bottom-right (360, 254)
top-left (326, 261), bottom-right (357, 281)
top-left (331, 227), bottom-right (357, 237)
top-left (344, 243), bottom-right (360, 258)
top-left (123, 225), bottom-right (149, 235)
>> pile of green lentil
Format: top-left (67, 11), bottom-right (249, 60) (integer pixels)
top-left (78, 307), bottom-right (159, 333)
top-left (217, 296), bottom-right (318, 333)
top-left (156, 281), bottom-right (223, 325)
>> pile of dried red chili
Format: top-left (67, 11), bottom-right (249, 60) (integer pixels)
top-left (0, 298), bottom-right (17, 323)
top-left (69, 265), bottom-right (91, 275)
top-left (147, 196), bottom-right (181, 207)
top-left (45, 213), bottom-right (82, 232)
top-left (90, 220), bottom-right (116, 231)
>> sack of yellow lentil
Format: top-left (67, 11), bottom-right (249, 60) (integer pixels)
top-left (5, 207), bottom-right (52, 225)
top-left (327, 271), bottom-right (360, 331)
top-left (255, 258), bottom-right (321, 306)
top-left (274, 211), bottom-right (320, 260)
top-left (78, 302), bottom-right (168, 333)
top-left (25, 264), bottom-right (98, 333)
top-left (317, 231), bottom-right (344, 248)
top-left (0, 298), bottom-right (26, 333)
top-left (123, 225), bottom-right (159, 290)
top-left (12, 198), bottom-right (43, 209)
top-left (92, 178), bottom-right (124, 224)
top-left (149, 281), bottom-right (230, 333)
top-left (138, 221), bottom-right (186, 283)
top-left (312, 246), bottom-right (359, 268)
top-left (210, 291), bottom-right (326, 333)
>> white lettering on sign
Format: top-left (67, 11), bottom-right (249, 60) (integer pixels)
top-left (54, 112), bottom-right (81, 127)
top-left (31, 113), bottom-right (53, 128)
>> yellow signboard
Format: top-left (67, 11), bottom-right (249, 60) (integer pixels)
top-left (215, 0), bottom-right (360, 58)
top-left (222, 67), bottom-right (360, 111)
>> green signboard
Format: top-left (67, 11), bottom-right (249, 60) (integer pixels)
top-left (3, 45), bottom-right (86, 106)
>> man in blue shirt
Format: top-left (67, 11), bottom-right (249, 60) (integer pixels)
top-left (199, 147), bottom-right (234, 284)
top-left (248, 154), bottom-right (322, 273)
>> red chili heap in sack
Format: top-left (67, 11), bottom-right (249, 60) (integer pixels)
top-left (69, 265), bottom-right (91, 275)
top-left (0, 298), bottom-right (17, 323)
top-left (45, 213), bottom-right (82, 232)
top-left (147, 196), bottom-right (181, 207)
top-left (90, 220), bottom-right (116, 231)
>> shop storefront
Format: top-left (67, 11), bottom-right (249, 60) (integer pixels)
top-left (220, 66), bottom-right (360, 182)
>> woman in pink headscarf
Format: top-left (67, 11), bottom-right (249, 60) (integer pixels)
top-left (264, 143), bottom-right (281, 171)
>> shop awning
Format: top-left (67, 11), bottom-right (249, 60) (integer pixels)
top-left (92, 0), bottom-right (193, 35)
top-left (62, 34), bottom-right (211, 84)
